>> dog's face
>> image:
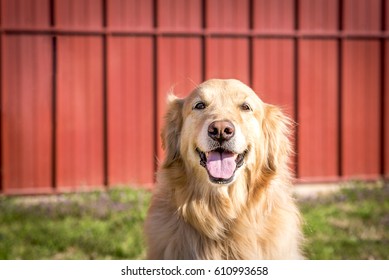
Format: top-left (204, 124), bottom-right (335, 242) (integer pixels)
top-left (162, 79), bottom-right (290, 186)
top-left (181, 79), bottom-right (263, 185)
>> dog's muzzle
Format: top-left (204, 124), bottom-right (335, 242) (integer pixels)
top-left (196, 147), bottom-right (247, 184)
top-left (195, 120), bottom-right (247, 184)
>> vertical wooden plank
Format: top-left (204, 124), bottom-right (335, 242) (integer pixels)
top-left (157, 37), bottom-right (202, 159)
top-left (55, 0), bottom-right (103, 29)
top-left (299, 0), bottom-right (338, 31)
top-left (56, 36), bottom-right (104, 190)
top-left (343, 0), bottom-right (381, 32)
top-left (342, 40), bottom-right (381, 178)
top-left (2, 35), bottom-right (52, 194)
top-left (107, 0), bottom-right (153, 31)
top-left (387, 0), bottom-right (389, 32)
top-left (385, 41), bottom-right (389, 178)
top-left (0, 4), bottom-right (2, 193)
top-left (253, 0), bottom-right (295, 32)
top-left (158, 0), bottom-right (202, 31)
top-left (252, 39), bottom-right (295, 117)
top-left (206, 0), bottom-right (249, 31)
top-left (2, 0), bottom-right (50, 28)
top-left (385, 2), bottom-right (389, 179)
top-left (107, 37), bottom-right (154, 186)
top-left (206, 38), bottom-right (249, 84)
top-left (298, 0), bottom-right (339, 178)
top-left (298, 40), bottom-right (339, 180)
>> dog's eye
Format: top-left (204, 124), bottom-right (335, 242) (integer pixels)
top-left (241, 102), bottom-right (252, 111)
top-left (193, 101), bottom-right (206, 110)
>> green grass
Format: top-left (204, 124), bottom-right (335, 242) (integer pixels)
top-left (300, 181), bottom-right (389, 260)
top-left (0, 188), bottom-right (151, 259)
top-left (0, 181), bottom-right (388, 259)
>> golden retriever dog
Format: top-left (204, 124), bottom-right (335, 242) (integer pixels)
top-left (145, 79), bottom-right (303, 259)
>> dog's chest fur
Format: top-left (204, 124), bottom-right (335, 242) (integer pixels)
top-left (146, 169), bottom-right (302, 260)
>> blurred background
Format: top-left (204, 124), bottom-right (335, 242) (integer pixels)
top-left (0, 0), bottom-right (388, 195)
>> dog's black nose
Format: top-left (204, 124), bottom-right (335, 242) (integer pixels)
top-left (208, 121), bottom-right (235, 142)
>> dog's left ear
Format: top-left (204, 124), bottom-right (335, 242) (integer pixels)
top-left (261, 104), bottom-right (292, 175)
top-left (161, 94), bottom-right (184, 166)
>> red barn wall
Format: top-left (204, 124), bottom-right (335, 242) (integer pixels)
top-left (0, 0), bottom-right (387, 194)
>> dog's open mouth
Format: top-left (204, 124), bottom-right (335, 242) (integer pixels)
top-left (196, 147), bottom-right (247, 184)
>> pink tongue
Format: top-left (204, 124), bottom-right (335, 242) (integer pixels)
top-left (206, 151), bottom-right (237, 179)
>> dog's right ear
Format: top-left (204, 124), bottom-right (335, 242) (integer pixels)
top-left (161, 94), bottom-right (184, 166)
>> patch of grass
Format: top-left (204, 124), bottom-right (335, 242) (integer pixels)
top-left (299, 181), bottom-right (389, 260)
top-left (0, 188), bottom-right (151, 260)
top-left (1, 181), bottom-right (388, 259)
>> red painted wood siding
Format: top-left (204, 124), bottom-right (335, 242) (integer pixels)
top-left (55, 0), bottom-right (103, 30)
top-left (206, 38), bottom-right (250, 84)
top-left (252, 39), bottom-right (295, 117)
top-left (107, 0), bottom-right (154, 31)
top-left (158, 0), bottom-right (202, 31)
top-left (341, 0), bottom-right (382, 179)
top-left (342, 41), bottom-right (381, 178)
top-left (0, 0), bottom-right (387, 194)
top-left (299, 0), bottom-right (339, 31)
top-left (56, 36), bottom-right (104, 191)
top-left (386, 41), bottom-right (389, 178)
top-left (298, 40), bottom-right (339, 180)
top-left (253, 0), bottom-right (295, 32)
top-left (2, 35), bottom-right (53, 194)
top-left (1, 0), bottom-right (50, 28)
top-left (207, 0), bottom-right (249, 31)
top-left (107, 37), bottom-right (154, 186)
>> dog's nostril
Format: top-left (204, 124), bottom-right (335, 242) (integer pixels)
top-left (208, 126), bottom-right (219, 136)
top-left (208, 121), bottom-right (235, 142)
top-left (224, 126), bottom-right (233, 135)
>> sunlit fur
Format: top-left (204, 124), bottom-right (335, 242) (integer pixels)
top-left (145, 79), bottom-right (303, 259)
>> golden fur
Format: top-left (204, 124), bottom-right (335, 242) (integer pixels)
top-left (145, 79), bottom-right (303, 259)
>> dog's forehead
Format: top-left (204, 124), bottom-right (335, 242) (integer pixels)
top-left (188, 79), bottom-right (260, 103)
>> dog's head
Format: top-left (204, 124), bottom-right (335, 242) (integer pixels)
top-left (162, 79), bottom-right (291, 186)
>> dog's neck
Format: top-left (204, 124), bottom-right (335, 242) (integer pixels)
top-left (163, 160), bottom-right (250, 240)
